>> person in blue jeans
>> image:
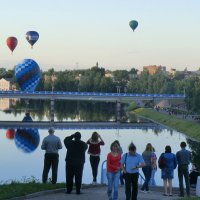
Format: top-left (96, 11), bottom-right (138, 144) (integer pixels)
top-left (141, 143), bottom-right (154, 192)
top-left (121, 143), bottom-right (145, 200)
top-left (149, 147), bottom-right (157, 186)
top-left (106, 142), bottom-right (121, 200)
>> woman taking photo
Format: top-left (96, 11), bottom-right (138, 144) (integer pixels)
top-left (87, 131), bottom-right (105, 184)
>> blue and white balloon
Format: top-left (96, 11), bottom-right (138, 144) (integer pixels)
top-left (14, 128), bottom-right (40, 153)
top-left (26, 31), bottom-right (39, 48)
top-left (15, 59), bottom-right (41, 91)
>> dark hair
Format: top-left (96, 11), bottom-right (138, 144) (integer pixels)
top-left (74, 132), bottom-right (81, 140)
top-left (91, 132), bottom-right (98, 142)
top-left (110, 141), bottom-right (119, 151)
top-left (165, 145), bottom-right (171, 153)
top-left (180, 141), bottom-right (186, 148)
top-left (26, 112), bottom-right (30, 116)
top-left (114, 140), bottom-right (120, 146)
top-left (128, 142), bottom-right (136, 152)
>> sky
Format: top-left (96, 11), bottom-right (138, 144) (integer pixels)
top-left (1, 0), bottom-right (200, 71)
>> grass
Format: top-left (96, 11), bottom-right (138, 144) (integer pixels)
top-left (133, 108), bottom-right (200, 141)
top-left (0, 178), bottom-right (65, 200)
top-left (181, 198), bottom-right (200, 200)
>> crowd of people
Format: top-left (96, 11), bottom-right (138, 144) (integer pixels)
top-left (40, 128), bottom-right (199, 200)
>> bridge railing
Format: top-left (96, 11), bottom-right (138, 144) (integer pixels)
top-left (100, 160), bottom-right (145, 185)
top-left (0, 90), bottom-right (185, 99)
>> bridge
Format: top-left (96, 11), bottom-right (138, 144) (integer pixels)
top-left (0, 121), bottom-right (165, 130)
top-left (0, 90), bottom-right (185, 122)
top-left (0, 90), bottom-right (185, 101)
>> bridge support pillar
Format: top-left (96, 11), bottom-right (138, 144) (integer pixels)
top-left (116, 101), bottom-right (121, 122)
top-left (50, 99), bottom-right (55, 123)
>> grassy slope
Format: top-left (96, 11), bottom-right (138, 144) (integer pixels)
top-left (134, 108), bottom-right (200, 141)
top-left (0, 183), bottom-right (65, 200)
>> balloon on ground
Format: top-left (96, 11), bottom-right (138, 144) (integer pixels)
top-left (6, 37), bottom-right (18, 53)
top-left (26, 31), bottom-right (39, 48)
top-left (129, 20), bottom-right (138, 31)
top-left (15, 59), bottom-right (41, 91)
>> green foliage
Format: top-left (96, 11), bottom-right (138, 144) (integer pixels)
top-left (0, 182), bottom-right (65, 199)
top-left (3, 64), bottom-right (200, 114)
top-left (127, 101), bottom-right (138, 111)
top-left (134, 108), bottom-right (200, 141)
top-left (0, 176), bottom-right (65, 199)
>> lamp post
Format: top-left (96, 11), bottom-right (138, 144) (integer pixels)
top-left (116, 86), bottom-right (121, 94)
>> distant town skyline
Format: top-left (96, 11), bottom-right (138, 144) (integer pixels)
top-left (1, 0), bottom-right (200, 71)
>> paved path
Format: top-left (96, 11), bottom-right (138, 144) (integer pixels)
top-left (13, 185), bottom-right (194, 200)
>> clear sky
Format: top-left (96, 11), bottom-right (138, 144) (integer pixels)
top-left (1, 0), bottom-right (200, 71)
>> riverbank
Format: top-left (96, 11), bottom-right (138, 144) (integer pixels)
top-left (133, 108), bottom-right (200, 141)
top-left (4, 184), bottom-right (198, 200)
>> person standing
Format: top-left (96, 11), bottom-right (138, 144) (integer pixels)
top-left (106, 141), bottom-right (121, 200)
top-left (158, 145), bottom-right (177, 196)
top-left (114, 140), bottom-right (124, 185)
top-left (87, 131), bottom-right (105, 184)
top-left (141, 143), bottom-right (154, 192)
top-left (149, 147), bottom-right (157, 186)
top-left (176, 141), bottom-right (191, 197)
top-left (41, 127), bottom-right (62, 184)
top-left (121, 143), bottom-right (145, 200)
top-left (22, 112), bottom-right (33, 122)
top-left (64, 132), bottom-right (88, 194)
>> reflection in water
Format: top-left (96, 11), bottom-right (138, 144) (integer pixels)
top-left (186, 138), bottom-right (200, 168)
top-left (14, 128), bottom-right (40, 153)
top-left (6, 128), bottom-right (15, 139)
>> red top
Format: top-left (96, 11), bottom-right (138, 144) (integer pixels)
top-left (107, 152), bottom-right (121, 173)
top-left (87, 140), bottom-right (104, 155)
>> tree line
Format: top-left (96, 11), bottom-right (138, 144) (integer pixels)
top-left (1, 65), bottom-right (200, 114)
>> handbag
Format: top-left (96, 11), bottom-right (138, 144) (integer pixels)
top-left (158, 153), bottom-right (165, 169)
top-left (122, 153), bottom-right (128, 178)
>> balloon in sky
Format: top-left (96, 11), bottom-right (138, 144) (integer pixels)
top-left (129, 20), bottom-right (138, 32)
top-left (15, 59), bottom-right (41, 91)
top-left (6, 37), bottom-right (18, 53)
top-left (6, 128), bottom-right (15, 139)
top-left (14, 128), bottom-right (40, 153)
top-left (26, 31), bottom-right (39, 48)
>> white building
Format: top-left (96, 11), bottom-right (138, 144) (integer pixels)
top-left (0, 78), bottom-right (16, 90)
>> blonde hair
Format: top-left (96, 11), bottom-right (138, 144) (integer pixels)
top-left (144, 143), bottom-right (153, 152)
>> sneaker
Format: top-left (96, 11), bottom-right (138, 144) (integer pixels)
top-left (140, 189), bottom-right (147, 193)
top-left (92, 181), bottom-right (97, 185)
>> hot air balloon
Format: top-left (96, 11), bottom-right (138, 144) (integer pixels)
top-left (129, 20), bottom-right (138, 32)
top-left (26, 31), bottom-right (39, 48)
top-left (6, 128), bottom-right (15, 139)
top-left (14, 128), bottom-right (40, 153)
top-left (6, 37), bottom-right (18, 53)
top-left (15, 59), bottom-right (41, 91)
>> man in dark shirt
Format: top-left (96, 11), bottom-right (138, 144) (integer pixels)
top-left (22, 112), bottom-right (33, 122)
top-left (64, 132), bottom-right (88, 194)
top-left (176, 141), bottom-right (191, 197)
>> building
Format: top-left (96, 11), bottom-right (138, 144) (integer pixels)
top-left (0, 98), bottom-right (16, 111)
top-left (143, 65), bottom-right (166, 75)
top-left (105, 70), bottom-right (113, 78)
top-left (0, 78), bottom-right (16, 90)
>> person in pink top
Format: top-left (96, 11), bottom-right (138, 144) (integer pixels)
top-left (106, 142), bottom-right (121, 200)
top-left (87, 132), bottom-right (105, 184)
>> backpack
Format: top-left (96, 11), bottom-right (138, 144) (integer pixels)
top-left (158, 153), bottom-right (165, 169)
